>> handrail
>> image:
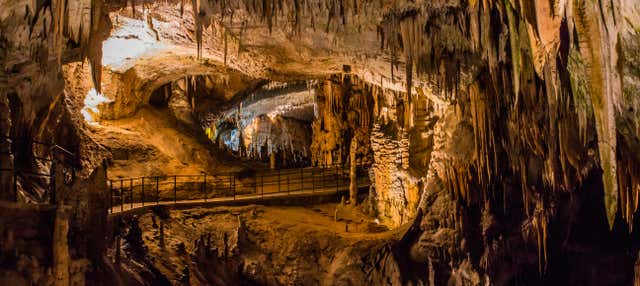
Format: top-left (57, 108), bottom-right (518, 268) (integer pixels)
top-left (107, 164), bottom-right (371, 214)
top-left (50, 144), bottom-right (75, 157)
top-left (107, 164), bottom-right (369, 184)
top-left (0, 135), bottom-right (77, 204)
top-left (107, 162), bottom-right (371, 182)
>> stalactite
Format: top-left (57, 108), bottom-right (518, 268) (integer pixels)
top-left (53, 0), bottom-right (66, 67)
top-left (506, 1), bottom-right (522, 103)
top-left (130, 0), bottom-right (136, 17)
top-left (573, 0), bottom-right (618, 229)
top-left (193, 0), bottom-right (203, 60)
top-left (617, 141), bottom-right (640, 231)
top-left (469, 82), bottom-right (497, 192)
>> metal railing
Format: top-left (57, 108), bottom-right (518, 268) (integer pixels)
top-left (108, 163), bottom-right (370, 213)
top-left (0, 135), bottom-right (77, 203)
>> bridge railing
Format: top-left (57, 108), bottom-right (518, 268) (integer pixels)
top-left (0, 135), bottom-right (76, 203)
top-left (108, 163), bottom-right (370, 213)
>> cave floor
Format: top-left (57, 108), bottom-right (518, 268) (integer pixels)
top-left (117, 203), bottom-right (405, 285)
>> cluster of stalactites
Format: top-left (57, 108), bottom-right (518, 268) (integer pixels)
top-left (378, 3), bottom-right (474, 101)
top-left (183, 0), bottom-right (385, 61)
top-left (378, 0), bottom-right (623, 231)
top-left (617, 141), bottom-right (640, 232)
top-left (368, 0), bottom-right (628, 276)
top-left (320, 80), bottom-right (343, 114)
top-left (19, 0), bottom-right (105, 93)
top-left (348, 90), bottom-right (371, 129)
top-left (242, 115), bottom-right (310, 164)
top-left (310, 76), bottom-right (376, 166)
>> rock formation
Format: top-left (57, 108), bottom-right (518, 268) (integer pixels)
top-left (1, 0), bottom-right (640, 285)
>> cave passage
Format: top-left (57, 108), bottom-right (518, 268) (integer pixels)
top-left (1, 0), bottom-right (640, 285)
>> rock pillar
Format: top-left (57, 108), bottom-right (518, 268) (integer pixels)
top-left (269, 150), bottom-right (276, 170)
top-left (0, 95), bottom-right (14, 201)
top-left (52, 206), bottom-right (71, 286)
top-left (400, 130), bottom-right (410, 170)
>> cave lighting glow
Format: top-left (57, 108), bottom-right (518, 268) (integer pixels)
top-left (101, 16), bottom-right (167, 70)
top-left (81, 88), bottom-right (110, 125)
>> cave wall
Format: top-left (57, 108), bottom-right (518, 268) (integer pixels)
top-left (2, 0), bottom-right (640, 284)
top-left (374, 0), bottom-right (640, 284)
top-left (0, 0), bottom-right (114, 284)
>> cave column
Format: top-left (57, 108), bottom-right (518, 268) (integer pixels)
top-left (50, 153), bottom-right (73, 286)
top-left (52, 205), bottom-right (71, 286)
top-left (349, 138), bottom-right (358, 204)
top-left (269, 142), bottom-right (276, 170)
top-left (400, 130), bottom-right (410, 169)
top-left (0, 94), bottom-right (14, 201)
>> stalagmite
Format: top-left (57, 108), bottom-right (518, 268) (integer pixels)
top-left (0, 95), bottom-right (13, 201)
top-left (193, 0), bottom-right (203, 59)
top-left (269, 142), bottom-right (276, 169)
top-left (52, 206), bottom-right (71, 286)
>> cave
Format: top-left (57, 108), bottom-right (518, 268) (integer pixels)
top-left (1, 0), bottom-right (640, 285)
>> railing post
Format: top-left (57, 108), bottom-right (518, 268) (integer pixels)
top-left (233, 175), bottom-right (236, 200)
top-left (109, 180), bottom-right (112, 214)
top-left (228, 175), bottom-right (232, 198)
top-left (120, 179), bottom-right (124, 212)
top-left (203, 174), bottom-right (207, 202)
top-left (174, 175), bottom-right (177, 204)
top-left (141, 177), bottom-right (145, 207)
top-left (335, 165), bottom-right (339, 192)
top-left (130, 178), bottom-right (133, 209)
top-left (155, 176), bottom-right (159, 205)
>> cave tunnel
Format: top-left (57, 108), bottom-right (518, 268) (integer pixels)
top-left (148, 83), bottom-right (171, 108)
top-left (1, 0), bottom-right (640, 285)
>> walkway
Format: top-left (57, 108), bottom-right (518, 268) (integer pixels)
top-left (108, 164), bottom-right (370, 216)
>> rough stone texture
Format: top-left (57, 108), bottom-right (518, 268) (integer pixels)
top-left (215, 81), bottom-right (316, 167)
top-left (105, 205), bottom-right (404, 286)
top-left (310, 76), bottom-right (373, 167)
top-left (2, 0), bottom-right (640, 285)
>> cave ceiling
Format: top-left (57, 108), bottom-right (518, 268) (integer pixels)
top-left (101, 0), bottom-right (437, 95)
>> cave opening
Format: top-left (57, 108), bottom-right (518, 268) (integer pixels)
top-left (212, 81), bottom-right (317, 169)
top-left (148, 83), bottom-right (171, 108)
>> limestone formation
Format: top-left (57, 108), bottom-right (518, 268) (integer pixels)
top-left (1, 0), bottom-right (640, 285)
